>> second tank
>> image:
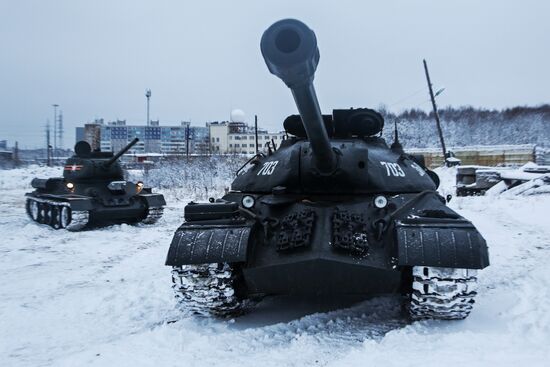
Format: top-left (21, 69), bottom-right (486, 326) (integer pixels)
top-left (26, 138), bottom-right (166, 231)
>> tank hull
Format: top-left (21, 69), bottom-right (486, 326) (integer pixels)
top-left (166, 191), bottom-right (489, 298)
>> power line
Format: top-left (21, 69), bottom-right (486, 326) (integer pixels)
top-left (388, 83), bottom-right (445, 110)
top-left (388, 86), bottom-right (427, 107)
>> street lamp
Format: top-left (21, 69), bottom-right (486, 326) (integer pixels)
top-left (145, 89), bottom-right (151, 126)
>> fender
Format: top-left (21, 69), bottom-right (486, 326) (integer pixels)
top-left (395, 217), bottom-right (489, 269)
top-left (139, 193), bottom-right (167, 207)
top-left (165, 222), bottom-right (253, 266)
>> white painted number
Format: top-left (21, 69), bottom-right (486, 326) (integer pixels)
top-left (410, 162), bottom-right (426, 176)
top-left (257, 161), bottom-right (279, 176)
top-left (381, 162), bottom-right (406, 177)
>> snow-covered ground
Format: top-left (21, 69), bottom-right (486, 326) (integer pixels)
top-left (1, 165), bottom-right (549, 367)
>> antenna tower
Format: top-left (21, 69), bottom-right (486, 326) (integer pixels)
top-left (58, 110), bottom-right (64, 150)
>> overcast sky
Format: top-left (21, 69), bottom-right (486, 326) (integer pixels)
top-left (1, 0), bottom-right (549, 148)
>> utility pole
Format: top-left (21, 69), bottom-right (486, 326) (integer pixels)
top-left (423, 59), bottom-right (447, 163)
top-left (14, 141), bottom-right (19, 166)
top-left (46, 120), bottom-right (52, 167)
top-left (254, 115), bottom-right (259, 154)
top-left (58, 110), bottom-right (64, 151)
top-left (185, 124), bottom-right (190, 161)
top-left (145, 89), bottom-right (151, 126)
top-left (52, 104), bottom-right (59, 161)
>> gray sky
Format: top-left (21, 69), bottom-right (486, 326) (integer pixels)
top-left (1, 0), bottom-right (549, 148)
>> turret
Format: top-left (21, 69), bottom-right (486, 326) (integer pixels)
top-left (64, 138), bottom-right (139, 181)
top-left (260, 19), bottom-right (336, 173)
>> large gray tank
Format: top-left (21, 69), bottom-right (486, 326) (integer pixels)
top-left (165, 19), bottom-right (489, 320)
top-left (25, 138), bottom-right (165, 231)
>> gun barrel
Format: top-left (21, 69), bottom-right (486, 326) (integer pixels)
top-left (105, 137), bottom-right (139, 167)
top-left (260, 19), bottom-right (336, 173)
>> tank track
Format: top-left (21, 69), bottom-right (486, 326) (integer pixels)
top-left (171, 263), bottom-right (250, 317)
top-left (142, 207), bottom-right (164, 224)
top-left (408, 266), bottom-right (478, 320)
top-left (26, 197), bottom-right (89, 231)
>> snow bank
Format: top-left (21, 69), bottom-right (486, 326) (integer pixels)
top-left (493, 163), bottom-right (550, 196)
top-left (501, 174), bottom-right (550, 196)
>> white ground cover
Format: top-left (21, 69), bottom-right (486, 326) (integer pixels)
top-left (0, 165), bottom-right (549, 367)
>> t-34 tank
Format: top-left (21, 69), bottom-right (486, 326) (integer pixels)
top-left (165, 19), bottom-right (489, 319)
top-left (25, 138), bottom-right (166, 231)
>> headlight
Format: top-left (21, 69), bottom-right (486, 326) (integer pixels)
top-left (66, 182), bottom-right (74, 190)
top-left (136, 181), bottom-right (144, 193)
top-left (241, 195), bottom-right (255, 209)
top-left (374, 195), bottom-right (388, 209)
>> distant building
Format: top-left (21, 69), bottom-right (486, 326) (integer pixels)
top-left (208, 121), bottom-right (285, 155)
top-left (76, 110), bottom-right (282, 156)
top-left (0, 140), bottom-right (13, 166)
top-left (75, 127), bottom-right (85, 143)
top-left (75, 119), bottom-right (210, 155)
top-left (84, 120), bottom-right (102, 150)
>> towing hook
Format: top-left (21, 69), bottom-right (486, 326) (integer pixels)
top-left (261, 217), bottom-right (280, 238)
top-left (373, 219), bottom-right (388, 240)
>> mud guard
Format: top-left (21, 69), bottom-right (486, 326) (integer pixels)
top-left (165, 223), bottom-right (253, 266)
top-left (65, 197), bottom-right (95, 211)
top-left (395, 219), bottom-right (489, 269)
top-left (139, 193), bottom-right (166, 207)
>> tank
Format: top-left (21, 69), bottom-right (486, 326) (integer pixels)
top-left (165, 19), bottom-right (489, 320)
top-left (25, 138), bottom-right (166, 231)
